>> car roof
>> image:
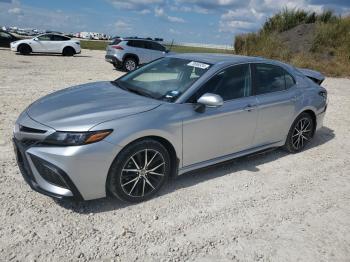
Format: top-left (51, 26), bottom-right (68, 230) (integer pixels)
top-left (118, 37), bottom-right (160, 43)
top-left (168, 53), bottom-right (268, 65)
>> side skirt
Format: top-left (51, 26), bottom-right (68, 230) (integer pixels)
top-left (178, 141), bottom-right (283, 175)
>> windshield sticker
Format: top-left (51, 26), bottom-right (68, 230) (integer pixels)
top-left (187, 61), bottom-right (210, 69)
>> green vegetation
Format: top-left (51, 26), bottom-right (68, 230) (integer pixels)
top-left (235, 9), bottom-right (350, 76)
top-left (262, 8), bottom-right (338, 33)
top-left (80, 40), bottom-right (234, 54)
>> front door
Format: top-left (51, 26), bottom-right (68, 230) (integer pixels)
top-left (31, 34), bottom-right (52, 52)
top-left (182, 63), bottom-right (258, 167)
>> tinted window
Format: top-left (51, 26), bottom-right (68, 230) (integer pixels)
top-left (37, 34), bottom-right (51, 41)
top-left (0, 32), bottom-right (11, 39)
top-left (111, 39), bottom-right (121, 45)
top-left (150, 42), bottom-right (165, 52)
top-left (51, 35), bottom-right (70, 41)
top-left (254, 64), bottom-right (295, 95)
top-left (189, 64), bottom-right (252, 102)
top-left (127, 40), bottom-right (146, 48)
top-left (285, 73), bottom-right (295, 89)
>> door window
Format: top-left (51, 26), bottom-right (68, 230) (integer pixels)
top-left (0, 32), bottom-right (12, 39)
top-left (253, 64), bottom-right (295, 95)
top-left (189, 64), bottom-right (252, 102)
top-left (37, 34), bottom-right (52, 41)
top-left (150, 42), bottom-right (166, 52)
top-left (127, 40), bottom-right (146, 49)
top-left (51, 35), bottom-right (70, 41)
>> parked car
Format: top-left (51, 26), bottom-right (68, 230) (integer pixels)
top-left (10, 33), bottom-right (81, 56)
top-left (0, 30), bottom-right (19, 47)
top-left (13, 54), bottom-right (327, 202)
top-left (105, 37), bottom-right (168, 71)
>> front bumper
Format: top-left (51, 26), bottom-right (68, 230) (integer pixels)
top-left (13, 138), bottom-right (83, 200)
top-left (10, 43), bottom-right (17, 52)
top-left (13, 113), bottom-right (122, 200)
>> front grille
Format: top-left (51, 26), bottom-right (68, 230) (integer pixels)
top-left (20, 139), bottom-right (40, 147)
top-left (30, 155), bottom-right (68, 188)
top-left (19, 125), bottom-right (47, 134)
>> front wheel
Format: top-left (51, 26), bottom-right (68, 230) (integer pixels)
top-left (107, 139), bottom-right (171, 203)
top-left (18, 44), bottom-right (31, 55)
top-left (284, 112), bottom-right (315, 153)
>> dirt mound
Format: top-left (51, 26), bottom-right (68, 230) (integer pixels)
top-left (278, 23), bottom-right (317, 53)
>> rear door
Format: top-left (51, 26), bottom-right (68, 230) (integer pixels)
top-left (252, 63), bottom-right (300, 146)
top-left (146, 42), bottom-right (166, 61)
top-left (127, 40), bottom-right (149, 64)
top-left (49, 35), bottom-right (70, 53)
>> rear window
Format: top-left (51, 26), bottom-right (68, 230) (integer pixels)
top-left (127, 40), bottom-right (146, 48)
top-left (110, 39), bottom-right (121, 45)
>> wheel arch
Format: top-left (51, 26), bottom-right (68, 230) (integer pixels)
top-left (62, 45), bottom-right (76, 54)
top-left (17, 43), bottom-right (32, 52)
top-left (122, 53), bottom-right (139, 64)
top-left (105, 135), bottom-right (179, 197)
top-left (292, 107), bottom-right (317, 137)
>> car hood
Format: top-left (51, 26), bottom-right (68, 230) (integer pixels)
top-left (26, 81), bottom-right (161, 131)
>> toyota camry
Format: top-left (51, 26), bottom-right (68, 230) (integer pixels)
top-left (13, 54), bottom-right (328, 202)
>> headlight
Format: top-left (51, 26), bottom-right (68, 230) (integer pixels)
top-left (44, 130), bottom-right (112, 146)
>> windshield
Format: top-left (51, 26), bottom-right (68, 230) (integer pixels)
top-left (114, 57), bottom-right (211, 102)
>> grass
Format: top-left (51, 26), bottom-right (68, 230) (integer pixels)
top-left (234, 9), bottom-right (350, 77)
top-left (80, 40), bottom-right (234, 54)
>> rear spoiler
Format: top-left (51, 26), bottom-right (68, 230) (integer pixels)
top-left (297, 68), bottom-right (325, 85)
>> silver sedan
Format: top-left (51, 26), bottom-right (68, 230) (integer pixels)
top-left (13, 54), bottom-right (328, 202)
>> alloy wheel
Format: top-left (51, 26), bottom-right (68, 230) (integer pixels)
top-left (120, 149), bottom-right (165, 197)
top-left (125, 60), bottom-right (136, 71)
top-left (292, 117), bottom-right (312, 150)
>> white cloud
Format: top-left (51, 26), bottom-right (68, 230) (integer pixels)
top-left (138, 9), bottom-right (151, 14)
top-left (8, 7), bottom-right (22, 15)
top-left (154, 7), bottom-right (185, 23)
top-left (115, 20), bottom-right (132, 33)
top-left (108, 0), bottom-right (164, 10)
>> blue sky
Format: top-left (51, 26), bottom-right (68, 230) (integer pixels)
top-left (0, 0), bottom-right (349, 45)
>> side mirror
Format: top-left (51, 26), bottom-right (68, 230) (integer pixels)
top-left (195, 93), bottom-right (223, 113)
top-left (33, 37), bottom-right (39, 41)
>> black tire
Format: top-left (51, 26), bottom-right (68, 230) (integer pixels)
top-left (107, 139), bottom-right (171, 203)
top-left (284, 112), bottom-right (315, 153)
top-left (62, 46), bottom-right (75, 56)
top-left (123, 57), bottom-right (137, 72)
top-left (18, 44), bottom-right (31, 55)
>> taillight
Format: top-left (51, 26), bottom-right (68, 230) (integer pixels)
top-left (319, 90), bottom-right (327, 100)
top-left (111, 45), bottom-right (123, 50)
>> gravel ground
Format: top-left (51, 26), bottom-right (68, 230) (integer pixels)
top-left (0, 48), bottom-right (350, 262)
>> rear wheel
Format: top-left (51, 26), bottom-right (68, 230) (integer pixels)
top-left (123, 57), bottom-right (137, 72)
top-left (284, 112), bottom-right (315, 153)
top-left (62, 46), bottom-right (75, 56)
top-left (107, 139), bottom-right (171, 202)
top-left (18, 44), bottom-right (31, 55)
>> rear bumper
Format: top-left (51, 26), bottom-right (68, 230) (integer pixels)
top-left (105, 55), bottom-right (122, 65)
top-left (316, 104), bottom-right (327, 131)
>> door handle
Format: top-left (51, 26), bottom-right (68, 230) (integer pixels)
top-left (243, 104), bottom-right (257, 112)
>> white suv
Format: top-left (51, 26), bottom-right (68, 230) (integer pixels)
top-left (10, 34), bottom-right (81, 56)
top-left (105, 38), bottom-right (168, 71)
